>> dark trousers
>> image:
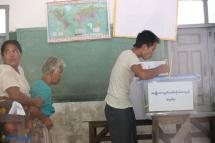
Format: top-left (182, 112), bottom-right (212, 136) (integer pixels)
top-left (105, 104), bottom-right (137, 143)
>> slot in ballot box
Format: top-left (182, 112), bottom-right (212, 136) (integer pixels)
top-left (142, 74), bottom-right (200, 113)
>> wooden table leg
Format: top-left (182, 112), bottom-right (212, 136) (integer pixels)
top-left (152, 116), bottom-right (160, 143)
top-left (89, 122), bottom-right (97, 143)
top-left (172, 117), bottom-right (192, 143)
top-left (210, 117), bottom-right (215, 143)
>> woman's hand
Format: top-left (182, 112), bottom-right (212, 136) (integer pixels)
top-left (6, 87), bottom-right (43, 107)
top-left (29, 106), bottom-right (53, 129)
top-left (0, 96), bottom-right (9, 101)
top-left (33, 96), bottom-right (43, 108)
top-left (42, 117), bottom-right (53, 129)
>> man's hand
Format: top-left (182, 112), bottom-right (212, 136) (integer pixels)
top-left (131, 64), bottom-right (170, 80)
top-left (157, 64), bottom-right (170, 74)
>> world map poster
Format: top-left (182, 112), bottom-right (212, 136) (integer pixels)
top-left (47, 0), bottom-right (111, 43)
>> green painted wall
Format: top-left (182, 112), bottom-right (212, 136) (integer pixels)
top-left (9, 32), bottom-right (17, 40)
top-left (10, 27), bottom-right (168, 102)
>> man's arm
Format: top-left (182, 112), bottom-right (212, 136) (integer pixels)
top-left (131, 64), bottom-right (169, 80)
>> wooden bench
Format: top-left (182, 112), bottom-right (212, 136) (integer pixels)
top-left (88, 119), bottom-right (152, 143)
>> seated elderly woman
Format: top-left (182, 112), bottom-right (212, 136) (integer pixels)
top-left (29, 56), bottom-right (65, 143)
top-left (0, 40), bottom-right (43, 142)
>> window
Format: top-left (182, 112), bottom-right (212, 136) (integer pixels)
top-left (208, 0), bottom-right (215, 23)
top-left (0, 9), bottom-right (6, 33)
top-left (178, 0), bottom-right (204, 25)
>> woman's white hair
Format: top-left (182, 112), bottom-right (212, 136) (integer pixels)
top-left (42, 56), bottom-right (65, 74)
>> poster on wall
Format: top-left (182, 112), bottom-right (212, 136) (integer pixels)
top-left (47, 0), bottom-right (111, 43)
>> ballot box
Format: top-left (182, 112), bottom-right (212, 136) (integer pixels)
top-left (142, 74), bottom-right (200, 113)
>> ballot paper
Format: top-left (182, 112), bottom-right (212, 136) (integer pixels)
top-left (8, 101), bottom-right (26, 115)
top-left (140, 61), bottom-right (168, 76)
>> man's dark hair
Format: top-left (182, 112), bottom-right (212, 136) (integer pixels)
top-left (133, 30), bottom-right (160, 48)
top-left (1, 40), bottom-right (22, 56)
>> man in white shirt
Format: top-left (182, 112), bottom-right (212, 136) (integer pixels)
top-left (105, 30), bottom-right (169, 143)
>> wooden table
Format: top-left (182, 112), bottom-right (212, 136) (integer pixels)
top-left (150, 112), bottom-right (215, 143)
top-left (88, 119), bottom-right (152, 143)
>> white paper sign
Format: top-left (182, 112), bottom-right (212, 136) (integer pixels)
top-left (114, 0), bottom-right (178, 40)
top-left (148, 81), bottom-right (194, 112)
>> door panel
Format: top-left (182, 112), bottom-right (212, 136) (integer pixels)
top-left (168, 27), bottom-right (210, 107)
top-left (208, 27), bottom-right (215, 111)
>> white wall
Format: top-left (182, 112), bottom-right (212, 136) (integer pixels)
top-left (0, 0), bottom-right (114, 32)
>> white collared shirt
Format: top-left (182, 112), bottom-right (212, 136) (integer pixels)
top-left (0, 64), bottom-right (30, 97)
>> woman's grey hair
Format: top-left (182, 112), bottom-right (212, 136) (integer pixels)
top-left (42, 56), bottom-right (65, 74)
